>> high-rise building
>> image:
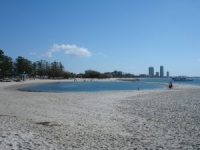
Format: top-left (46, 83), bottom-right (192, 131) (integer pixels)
top-left (166, 71), bottom-right (169, 77)
top-left (149, 67), bottom-right (154, 77)
top-left (155, 72), bottom-right (159, 77)
top-left (160, 66), bottom-right (164, 77)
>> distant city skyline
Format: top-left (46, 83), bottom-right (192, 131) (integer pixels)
top-left (148, 66), bottom-right (170, 77)
top-left (1, 0), bottom-right (200, 76)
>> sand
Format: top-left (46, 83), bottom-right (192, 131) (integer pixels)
top-left (0, 79), bottom-right (200, 149)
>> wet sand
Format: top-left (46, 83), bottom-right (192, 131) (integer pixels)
top-left (0, 80), bottom-right (200, 149)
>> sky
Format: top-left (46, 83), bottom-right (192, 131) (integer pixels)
top-left (0, 0), bottom-right (200, 76)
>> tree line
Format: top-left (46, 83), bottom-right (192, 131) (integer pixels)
top-left (0, 49), bottom-right (68, 79)
top-left (0, 49), bottom-right (135, 79)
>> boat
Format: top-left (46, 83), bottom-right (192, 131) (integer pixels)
top-left (172, 77), bottom-right (193, 82)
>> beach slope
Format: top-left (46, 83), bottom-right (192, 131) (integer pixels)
top-left (0, 81), bottom-right (200, 149)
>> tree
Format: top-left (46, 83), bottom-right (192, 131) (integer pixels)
top-left (32, 62), bottom-right (37, 77)
top-left (34, 60), bottom-right (50, 78)
top-left (83, 70), bottom-right (101, 78)
top-left (63, 71), bottom-right (72, 79)
top-left (111, 70), bottom-right (123, 78)
top-left (15, 56), bottom-right (32, 75)
top-left (0, 49), bottom-right (13, 78)
top-left (49, 61), bottom-right (64, 78)
top-left (0, 49), bottom-right (5, 77)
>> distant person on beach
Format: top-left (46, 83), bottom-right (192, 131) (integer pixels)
top-left (169, 81), bottom-right (173, 89)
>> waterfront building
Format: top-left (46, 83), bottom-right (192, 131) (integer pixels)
top-left (155, 72), bottom-right (159, 77)
top-left (167, 71), bottom-right (169, 77)
top-left (149, 67), bottom-right (154, 77)
top-left (160, 66), bottom-right (164, 77)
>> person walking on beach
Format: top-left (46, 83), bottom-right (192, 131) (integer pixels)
top-left (169, 81), bottom-right (173, 89)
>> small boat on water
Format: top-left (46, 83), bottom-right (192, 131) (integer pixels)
top-left (172, 77), bottom-right (193, 82)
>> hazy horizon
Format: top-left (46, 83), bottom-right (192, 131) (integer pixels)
top-left (1, 0), bottom-right (200, 76)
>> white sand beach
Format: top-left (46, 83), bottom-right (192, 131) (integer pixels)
top-left (0, 80), bottom-right (200, 149)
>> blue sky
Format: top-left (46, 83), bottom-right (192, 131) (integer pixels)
top-left (0, 0), bottom-right (200, 76)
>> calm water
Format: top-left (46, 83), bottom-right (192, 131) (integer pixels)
top-left (19, 78), bottom-right (200, 93)
top-left (20, 79), bottom-right (169, 93)
top-left (173, 77), bottom-right (200, 86)
top-left (143, 77), bottom-right (200, 86)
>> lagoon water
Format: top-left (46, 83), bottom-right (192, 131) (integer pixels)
top-left (19, 78), bottom-right (200, 93)
top-left (20, 78), bottom-right (171, 92)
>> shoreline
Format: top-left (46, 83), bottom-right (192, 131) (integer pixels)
top-left (0, 78), bottom-right (151, 93)
top-left (2, 78), bottom-right (192, 93)
top-left (3, 79), bottom-right (161, 96)
top-left (1, 80), bottom-right (200, 149)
